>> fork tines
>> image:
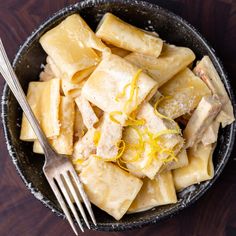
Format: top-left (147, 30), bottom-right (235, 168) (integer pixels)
top-left (45, 165), bottom-right (96, 235)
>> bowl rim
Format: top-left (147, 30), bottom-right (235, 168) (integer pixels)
top-left (1, 0), bottom-right (236, 231)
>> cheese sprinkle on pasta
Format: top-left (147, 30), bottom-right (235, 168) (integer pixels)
top-left (154, 96), bottom-right (181, 134)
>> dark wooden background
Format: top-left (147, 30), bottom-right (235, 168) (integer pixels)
top-left (0, 0), bottom-right (236, 235)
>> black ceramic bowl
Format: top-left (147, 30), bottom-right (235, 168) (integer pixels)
top-left (1, 0), bottom-right (236, 232)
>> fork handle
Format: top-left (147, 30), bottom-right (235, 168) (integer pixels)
top-left (0, 38), bottom-right (54, 156)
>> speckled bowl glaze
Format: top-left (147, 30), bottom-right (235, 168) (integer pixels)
top-left (1, 0), bottom-right (236, 232)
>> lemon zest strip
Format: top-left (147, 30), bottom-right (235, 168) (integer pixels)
top-left (93, 130), bottom-right (101, 147)
top-left (153, 129), bottom-right (180, 139)
top-left (72, 159), bottom-right (84, 165)
top-left (125, 116), bottom-right (146, 126)
top-left (117, 158), bottom-right (145, 172)
top-left (115, 83), bottom-right (131, 102)
top-left (124, 69), bottom-right (142, 112)
top-left (109, 111), bottom-right (123, 125)
top-left (109, 111), bottom-right (146, 126)
top-left (110, 69), bottom-right (144, 126)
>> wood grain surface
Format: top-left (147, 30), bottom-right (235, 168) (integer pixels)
top-left (0, 0), bottom-right (236, 235)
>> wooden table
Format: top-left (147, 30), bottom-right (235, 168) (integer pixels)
top-left (0, 0), bottom-right (236, 235)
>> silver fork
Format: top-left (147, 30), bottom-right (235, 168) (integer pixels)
top-left (0, 38), bottom-right (96, 235)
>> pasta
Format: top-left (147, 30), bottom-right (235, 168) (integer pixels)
top-left (40, 14), bottom-right (109, 83)
top-left (194, 56), bottom-right (235, 127)
top-left (173, 143), bottom-right (215, 191)
top-left (201, 120), bottom-right (220, 146)
top-left (61, 78), bottom-right (87, 98)
top-left (33, 96), bottom-right (75, 155)
top-left (125, 44), bottom-right (195, 86)
top-left (107, 44), bottom-right (130, 57)
top-left (39, 64), bottom-right (55, 82)
top-left (122, 103), bottom-right (184, 179)
top-left (20, 79), bottom-right (60, 141)
top-left (82, 54), bottom-right (158, 121)
top-left (183, 95), bottom-right (222, 148)
top-left (73, 106), bottom-right (87, 141)
top-left (79, 158), bottom-right (143, 220)
top-left (158, 68), bottom-right (211, 119)
top-left (75, 95), bottom-right (99, 129)
top-left (20, 13), bottom-right (234, 221)
top-left (96, 13), bottom-right (163, 57)
top-left (72, 128), bottom-right (97, 161)
top-left (128, 171), bottom-right (177, 213)
top-left (165, 149), bottom-right (189, 171)
top-left (96, 113), bottom-right (123, 159)
top-left (39, 56), bottom-right (61, 82)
